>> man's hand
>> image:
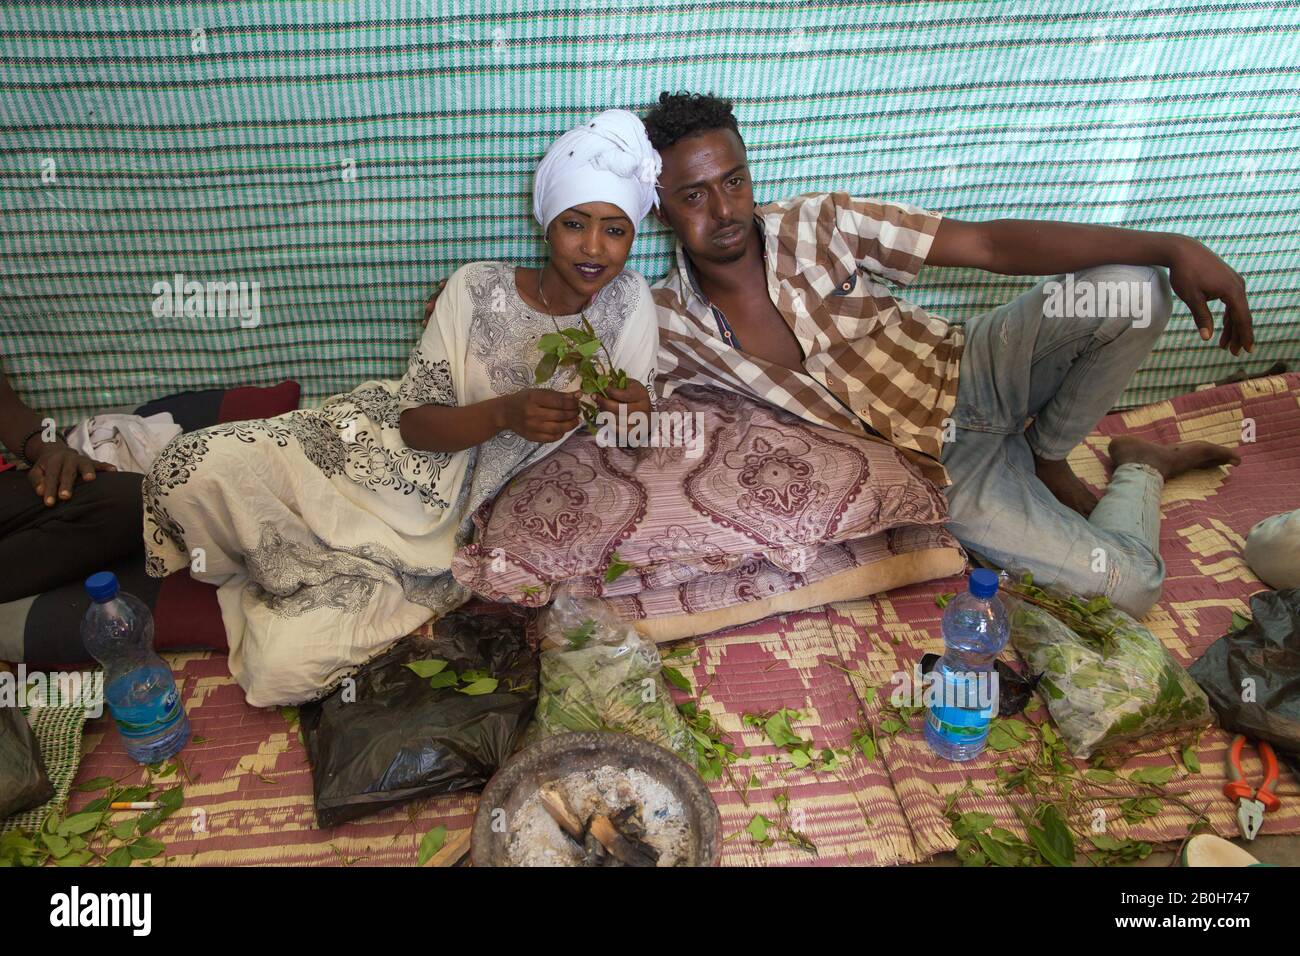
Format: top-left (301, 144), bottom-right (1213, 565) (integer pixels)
top-left (1166, 236), bottom-right (1254, 356)
top-left (28, 443), bottom-right (115, 507)
top-left (593, 380), bottom-right (653, 423)
top-left (497, 388), bottom-right (581, 443)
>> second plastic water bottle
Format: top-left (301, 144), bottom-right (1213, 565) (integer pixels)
top-left (924, 568), bottom-right (1009, 761)
top-left (81, 571), bottom-right (190, 764)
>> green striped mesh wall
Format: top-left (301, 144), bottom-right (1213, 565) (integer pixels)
top-left (2, 1), bottom-right (1297, 429)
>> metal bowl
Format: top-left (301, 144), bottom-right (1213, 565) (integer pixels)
top-left (471, 731), bottom-right (721, 867)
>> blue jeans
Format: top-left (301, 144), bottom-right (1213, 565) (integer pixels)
top-left (940, 264), bottom-right (1174, 617)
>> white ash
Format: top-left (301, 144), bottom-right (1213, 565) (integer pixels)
top-left (505, 765), bottom-right (692, 867)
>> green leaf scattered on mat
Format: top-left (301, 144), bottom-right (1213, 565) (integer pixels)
top-left (946, 681), bottom-right (1206, 868)
top-left (137, 787), bottom-right (184, 835)
top-left (1025, 804), bottom-right (1076, 868)
top-left (1127, 765), bottom-right (1176, 787)
top-left (743, 708), bottom-right (850, 776)
top-left (128, 837), bottom-right (165, 860)
top-left (57, 812), bottom-right (104, 837)
top-left (851, 727), bottom-right (877, 761)
top-left (987, 718), bottom-right (1034, 753)
top-left (1083, 769), bottom-right (1117, 784)
top-left (111, 820), bottom-right (136, 841)
top-left (0, 780), bottom-right (186, 869)
top-left (1230, 611), bottom-right (1252, 632)
top-left (744, 791), bottom-right (816, 855)
top-left (841, 676), bottom-right (924, 756)
top-left (417, 825), bottom-right (447, 866)
top-left (1182, 746), bottom-right (1201, 774)
top-left (658, 650), bottom-right (742, 787)
top-left (945, 706), bottom-right (1198, 867)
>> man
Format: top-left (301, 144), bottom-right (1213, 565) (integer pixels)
top-left (0, 367), bottom-right (143, 603)
top-left (644, 91), bottom-right (1247, 617)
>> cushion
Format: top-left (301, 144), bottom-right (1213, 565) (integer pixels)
top-left (604, 525), bottom-right (964, 643)
top-left (452, 385), bottom-right (966, 639)
top-left (133, 380), bottom-right (301, 433)
top-left (0, 381), bottom-right (301, 665)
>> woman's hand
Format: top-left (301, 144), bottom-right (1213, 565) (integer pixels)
top-left (593, 380), bottom-right (652, 423)
top-left (497, 388), bottom-right (582, 443)
top-left (28, 442), bottom-right (115, 506)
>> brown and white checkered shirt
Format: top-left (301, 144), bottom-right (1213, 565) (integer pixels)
top-left (651, 191), bottom-right (964, 486)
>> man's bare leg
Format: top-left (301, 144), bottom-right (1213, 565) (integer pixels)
top-left (1033, 454), bottom-right (1099, 517)
top-left (1108, 435), bottom-right (1240, 478)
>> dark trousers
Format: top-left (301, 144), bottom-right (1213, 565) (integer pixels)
top-left (0, 469), bottom-right (145, 603)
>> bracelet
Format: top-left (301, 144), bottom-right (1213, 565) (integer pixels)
top-left (18, 427), bottom-right (46, 466)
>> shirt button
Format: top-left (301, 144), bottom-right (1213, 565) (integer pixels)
top-left (841, 280), bottom-right (852, 291)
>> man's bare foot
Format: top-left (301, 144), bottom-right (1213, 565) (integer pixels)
top-left (1034, 455), bottom-right (1099, 517)
top-left (1108, 435), bottom-right (1241, 480)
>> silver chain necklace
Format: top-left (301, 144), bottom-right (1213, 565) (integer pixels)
top-left (536, 266), bottom-right (591, 322)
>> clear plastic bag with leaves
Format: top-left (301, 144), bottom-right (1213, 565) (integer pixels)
top-left (526, 586), bottom-right (696, 767)
top-left (1002, 575), bottom-right (1213, 759)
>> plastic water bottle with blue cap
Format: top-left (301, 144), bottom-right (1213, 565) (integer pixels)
top-left (924, 568), bottom-right (1009, 761)
top-left (81, 571), bottom-right (190, 764)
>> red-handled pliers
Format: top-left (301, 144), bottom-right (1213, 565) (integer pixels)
top-left (1223, 735), bottom-right (1280, 840)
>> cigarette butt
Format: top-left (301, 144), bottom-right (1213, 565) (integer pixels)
top-left (110, 801), bottom-right (161, 810)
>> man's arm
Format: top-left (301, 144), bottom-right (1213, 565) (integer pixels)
top-left (929, 218), bottom-right (1254, 356)
top-left (0, 371), bottom-right (114, 506)
top-left (0, 372), bottom-right (46, 461)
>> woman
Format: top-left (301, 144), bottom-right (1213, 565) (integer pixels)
top-left (142, 110), bottom-right (662, 707)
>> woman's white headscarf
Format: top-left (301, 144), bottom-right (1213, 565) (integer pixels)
top-left (532, 109), bottom-right (662, 233)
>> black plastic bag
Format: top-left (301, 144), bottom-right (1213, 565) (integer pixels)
top-left (920, 654), bottom-right (1041, 717)
top-left (300, 608), bottom-right (537, 827)
top-left (0, 704), bottom-right (54, 820)
top-left (1189, 588), bottom-right (1300, 779)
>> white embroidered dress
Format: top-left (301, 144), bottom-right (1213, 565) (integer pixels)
top-left (143, 262), bottom-right (658, 706)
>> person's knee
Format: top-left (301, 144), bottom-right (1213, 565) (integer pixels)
top-left (1076, 264), bottom-right (1172, 339)
top-left (74, 469), bottom-right (143, 509)
top-left (1106, 546), bottom-right (1166, 618)
top-left (73, 471), bottom-right (145, 552)
top-left (1141, 265), bottom-right (1173, 335)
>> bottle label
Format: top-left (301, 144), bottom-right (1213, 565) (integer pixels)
top-left (927, 670), bottom-right (996, 744)
top-left (110, 686), bottom-right (183, 740)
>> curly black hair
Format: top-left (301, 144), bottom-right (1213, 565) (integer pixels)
top-left (642, 91), bottom-right (744, 152)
